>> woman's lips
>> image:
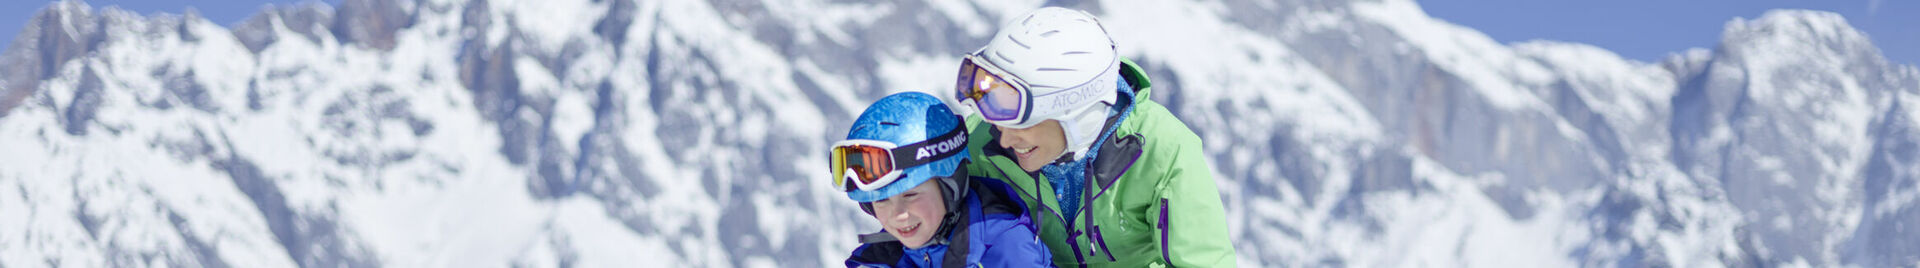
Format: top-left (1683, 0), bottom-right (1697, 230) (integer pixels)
top-left (1014, 146), bottom-right (1036, 161)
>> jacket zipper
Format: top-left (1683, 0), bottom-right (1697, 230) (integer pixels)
top-left (1159, 198), bottom-right (1172, 265)
top-left (1092, 225), bottom-right (1117, 261)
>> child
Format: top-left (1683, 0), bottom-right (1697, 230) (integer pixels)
top-left (833, 92), bottom-right (1053, 267)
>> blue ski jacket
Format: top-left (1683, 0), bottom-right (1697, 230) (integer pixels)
top-left (845, 178), bottom-right (1054, 268)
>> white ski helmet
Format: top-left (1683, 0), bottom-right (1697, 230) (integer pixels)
top-left (976, 7), bottom-right (1122, 161)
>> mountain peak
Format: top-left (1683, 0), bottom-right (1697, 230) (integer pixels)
top-left (1717, 9), bottom-right (1879, 62)
top-left (1738, 9), bottom-right (1856, 37)
top-left (232, 2), bottom-right (336, 53)
top-left (1, 0), bottom-right (105, 117)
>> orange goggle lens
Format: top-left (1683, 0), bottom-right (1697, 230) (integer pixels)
top-left (831, 144), bottom-right (896, 191)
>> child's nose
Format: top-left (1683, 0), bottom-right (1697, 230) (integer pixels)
top-left (890, 208), bottom-right (912, 221)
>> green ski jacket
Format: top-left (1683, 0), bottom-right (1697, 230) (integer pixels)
top-left (963, 58), bottom-right (1237, 267)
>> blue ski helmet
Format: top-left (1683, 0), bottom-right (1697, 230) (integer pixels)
top-left (840, 92), bottom-right (969, 203)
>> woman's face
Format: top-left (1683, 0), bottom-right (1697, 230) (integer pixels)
top-left (996, 119), bottom-right (1068, 172)
top-left (870, 180), bottom-right (948, 248)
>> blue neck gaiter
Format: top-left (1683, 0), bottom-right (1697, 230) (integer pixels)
top-left (1040, 76), bottom-right (1135, 221)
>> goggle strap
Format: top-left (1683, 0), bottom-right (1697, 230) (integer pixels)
top-left (885, 126), bottom-right (969, 170)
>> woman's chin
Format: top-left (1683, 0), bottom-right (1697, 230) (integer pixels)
top-left (1017, 157), bottom-right (1045, 172)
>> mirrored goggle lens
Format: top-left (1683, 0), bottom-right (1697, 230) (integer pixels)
top-left (956, 63), bottom-right (1024, 122)
top-left (831, 145), bottom-right (895, 191)
top-left (973, 69), bottom-right (1024, 121)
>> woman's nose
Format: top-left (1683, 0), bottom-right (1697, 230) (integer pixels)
top-left (998, 129), bottom-right (1022, 147)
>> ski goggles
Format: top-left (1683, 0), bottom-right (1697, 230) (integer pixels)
top-left (953, 52), bottom-right (1121, 128)
top-left (830, 126), bottom-right (968, 192)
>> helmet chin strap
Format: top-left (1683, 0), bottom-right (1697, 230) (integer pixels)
top-left (927, 164), bottom-right (971, 246)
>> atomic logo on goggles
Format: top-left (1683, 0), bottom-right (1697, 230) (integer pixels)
top-left (915, 130), bottom-right (967, 160)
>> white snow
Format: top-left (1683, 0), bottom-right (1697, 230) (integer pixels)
top-left (756, 0), bottom-right (891, 47)
top-left (874, 53), bottom-right (961, 102)
top-left (1350, 0), bottom-right (1553, 111)
top-left (505, 0), bottom-right (606, 52)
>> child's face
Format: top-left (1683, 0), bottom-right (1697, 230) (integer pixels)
top-left (996, 119), bottom-right (1067, 172)
top-left (871, 180), bottom-right (947, 248)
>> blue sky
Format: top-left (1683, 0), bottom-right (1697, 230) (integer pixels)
top-left (1422, 0), bottom-right (1918, 66)
top-left (0, 0), bottom-right (326, 51)
top-left (0, 0), bottom-right (1914, 66)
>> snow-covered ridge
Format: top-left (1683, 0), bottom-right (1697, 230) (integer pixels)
top-left (2, 0), bottom-right (1916, 267)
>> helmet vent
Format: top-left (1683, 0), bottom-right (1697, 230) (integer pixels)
top-left (880, 121), bottom-right (900, 126)
top-left (1037, 67), bottom-right (1078, 72)
top-left (1007, 35), bottom-right (1031, 49)
top-left (1041, 30), bottom-right (1060, 37)
top-left (1061, 51), bottom-right (1090, 56)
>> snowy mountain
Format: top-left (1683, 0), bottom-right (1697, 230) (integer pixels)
top-left (1, 0), bottom-right (1915, 267)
